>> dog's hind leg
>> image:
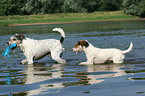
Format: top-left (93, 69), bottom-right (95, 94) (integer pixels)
top-left (51, 48), bottom-right (66, 64)
top-left (60, 52), bottom-right (63, 58)
top-left (112, 55), bottom-right (124, 64)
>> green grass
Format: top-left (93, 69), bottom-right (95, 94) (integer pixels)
top-left (0, 11), bottom-right (139, 26)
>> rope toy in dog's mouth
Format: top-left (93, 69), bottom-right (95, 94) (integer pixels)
top-left (2, 43), bottom-right (17, 58)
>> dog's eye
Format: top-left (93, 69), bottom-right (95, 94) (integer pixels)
top-left (78, 42), bottom-right (81, 45)
top-left (13, 38), bottom-right (16, 41)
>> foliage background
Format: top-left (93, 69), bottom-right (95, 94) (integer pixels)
top-left (0, 0), bottom-right (144, 17)
top-left (123, 0), bottom-right (145, 17)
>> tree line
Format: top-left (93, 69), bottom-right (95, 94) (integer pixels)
top-left (0, 0), bottom-right (144, 17)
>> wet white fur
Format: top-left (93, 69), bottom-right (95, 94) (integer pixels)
top-left (73, 41), bottom-right (133, 65)
top-left (19, 28), bottom-right (66, 64)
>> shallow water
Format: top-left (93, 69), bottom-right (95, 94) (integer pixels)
top-left (0, 20), bottom-right (145, 96)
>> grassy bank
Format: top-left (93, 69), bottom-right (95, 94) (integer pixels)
top-left (0, 11), bottom-right (140, 26)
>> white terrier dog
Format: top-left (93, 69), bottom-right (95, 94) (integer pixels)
top-left (73, 40), bottom-right (133, 65)
top-left (7, 28), bottom-right (66, 64)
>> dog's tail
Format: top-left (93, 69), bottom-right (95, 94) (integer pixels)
top-left (122, 42), bottom-right (133, 54)
top-left (53, 28), bottom-right (65, 43)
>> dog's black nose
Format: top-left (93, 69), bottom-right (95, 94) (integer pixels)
top-left (7, 42), bottom-right (9, 45)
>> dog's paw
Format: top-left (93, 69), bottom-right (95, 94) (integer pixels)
top-left (58, 60), bottom-right (66, 64)
top-left (61, 60), bottom-right (66, 64)
top-left (79, 62), bottom-right (87, 65)
top-left (21, 59), bottom-right (27, 64)
top-left (79, 62), bottom-right (93, 65)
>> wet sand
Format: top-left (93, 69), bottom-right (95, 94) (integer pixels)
top-left (9, 18), bottom-right (145, 26)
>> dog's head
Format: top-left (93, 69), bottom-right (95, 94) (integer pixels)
top-left (73, 40), bottom-right (89, 54)
top-left (7, 34), bottom-right (26, 50)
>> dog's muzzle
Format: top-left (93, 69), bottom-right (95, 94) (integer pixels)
top-left (7, 42), bottom-right (17, 51)
top-left (11, 45), bottom-right (17, 51)
top-left (73, 48), bottom-right (80, 54)
top-left (7, 41), bottom-right (10, 45)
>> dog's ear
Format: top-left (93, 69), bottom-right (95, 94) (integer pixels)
top-left (15, 34), bottom-right (26, 44)
top-left (83, 40), bottom-right (89, 48)
top-left (78, 40), bottom-right (89, 48)
top-left (78, 41), bottom-right (81, 45)
top-left (15, 34), bottom-right (26, 40)
top-left (19, 35), bottom-right (26, 40)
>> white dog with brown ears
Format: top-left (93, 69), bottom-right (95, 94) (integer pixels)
top-left (7, 28), bottom-right (66, 64)
top-left (73, 40), bottom-right (133, 65)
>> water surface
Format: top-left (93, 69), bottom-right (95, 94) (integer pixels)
top-left (0, 20), bottom-right (145, 96)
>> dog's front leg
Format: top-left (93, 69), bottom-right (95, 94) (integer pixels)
top-left (79, 55), bottom-right (94, 65)
top-left (79, 61), bottom-right (94, 65)
top-left (22, 58), bottom-right (33, 64)
top-left (25, 55), bottom-right (33, 64)
top-left (23, 51), bottom-right (34, 64)
top-left (27, 59), bottom-right (33, 64)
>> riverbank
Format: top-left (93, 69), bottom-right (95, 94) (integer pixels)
top-left (0, 11), bottom-right (142, 26)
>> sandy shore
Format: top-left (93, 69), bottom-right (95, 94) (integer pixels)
top-left (9, 18), bottom-right (145, 26)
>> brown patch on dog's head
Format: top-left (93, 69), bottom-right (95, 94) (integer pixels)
top-left (73, 40), bottom-right (89, 54)
top-left (74, 40), bottom-right (89, 48)
top-left (14, 34), bottom-right (26, 42)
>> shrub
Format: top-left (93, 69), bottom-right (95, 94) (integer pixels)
top-left (0, 0), bottom-right (26, 16)
top-left (0, 0), bottom-right (124, 16)
top-left (123, 0), bottom-right (145, 17)
top-left (22, 0), bottom-right (64, 14)
top-left (98, 0), bottom-right (123, 11)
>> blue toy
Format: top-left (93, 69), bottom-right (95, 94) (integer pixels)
top-left (2, 43), bottom-right (17, 58)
